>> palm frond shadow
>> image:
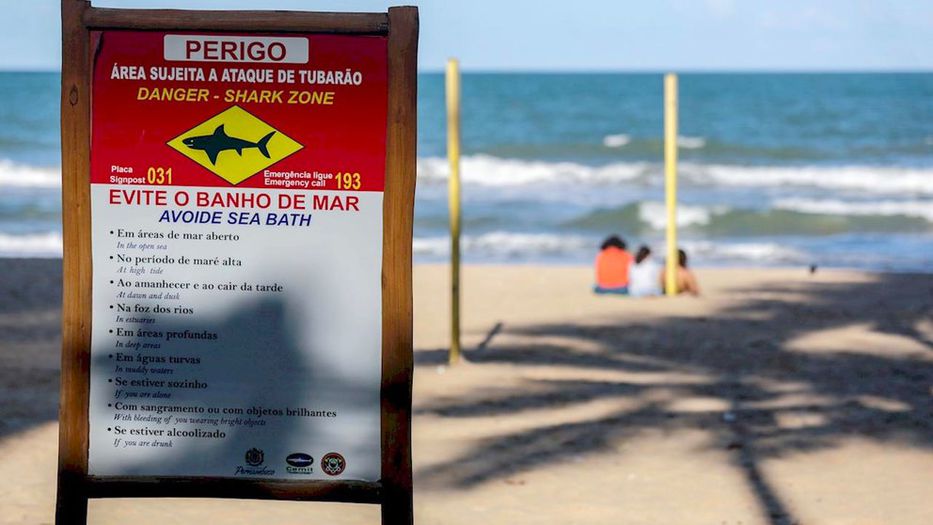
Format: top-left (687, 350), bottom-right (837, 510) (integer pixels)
top-left (414, 273), bottom-right (932, 524)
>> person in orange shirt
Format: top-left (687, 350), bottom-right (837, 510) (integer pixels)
top-left (593, 235), bottom-right (634, 295)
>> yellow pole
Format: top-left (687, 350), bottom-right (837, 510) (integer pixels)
top-left (446, 59), bottom-right (462, 364)
top-left (664, 73), bottom-right (679, 296)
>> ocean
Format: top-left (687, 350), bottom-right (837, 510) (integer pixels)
top-left (1, 72), bottom-right (932, 270)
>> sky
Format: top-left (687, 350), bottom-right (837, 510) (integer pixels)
top-left (2, 0), bottom-right (932, 71)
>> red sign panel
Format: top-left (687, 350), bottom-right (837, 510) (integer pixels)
top-left (91, 31), bottom-right (387, 191)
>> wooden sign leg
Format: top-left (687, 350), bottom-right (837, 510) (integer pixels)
top-left (55, 474), bottom-right (88, 525)
top-left (57, 2), bottom-right (92, 523)
top-left (382, 495), bottom-right (414, 525)
top-left (381, 6), bottom-right (418, 525)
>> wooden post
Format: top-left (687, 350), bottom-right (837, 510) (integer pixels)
top-left (381, 7), bottom-right (418, 525)
top-left (446, 58), bottom-right (462, 365)
top-left (57, 1), bottom-right (92, 523)
top-left (664, 73), bottom-right (678, 297)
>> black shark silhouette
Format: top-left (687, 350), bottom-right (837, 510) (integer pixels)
top-left (182, 125), bottom-right (275, 165)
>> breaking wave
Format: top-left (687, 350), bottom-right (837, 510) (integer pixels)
top-left (566, 201), bottom-right (931, 236)
top-left (677, 136), bottom-right (706, 149)
top-left (412, 231), bottom-right (809, 266)
top-left (684, 163), bottom-right (933, 195)
top-left (418, 155), bottom-right (648, 186)
top-left (600, 134), bottom-right (704, 150)
top-left (414, 232), bottom-right (590, 259)
top-left (774, 198), bottom-right (933, 222)
top-left (0, 232), bottom-right (62, 257)
top-left (602, 134), bottom-right (631, 148)
top-left (417, 155), bottom-right (933, 196)
top-left (0, 159), bottom-right (60, 188)
top-left (680, 240), bottom-right (807, 265)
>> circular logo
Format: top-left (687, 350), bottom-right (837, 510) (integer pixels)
top-left (321, 452), bottom-right (346, 476)
top-left (245, 448), bottom-right (264, 466)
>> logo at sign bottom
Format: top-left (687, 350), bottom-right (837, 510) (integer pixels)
top-left (286, 452), bottom-right (314, 474)
top-left (245, 447), bottom-right (264, 466)
top-left (321, 452), bottom-right (346, 476)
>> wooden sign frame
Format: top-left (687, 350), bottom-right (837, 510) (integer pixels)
top-left (57, 1), bottom-right (418, 523)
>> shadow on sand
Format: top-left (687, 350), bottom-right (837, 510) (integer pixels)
top-left (0, 259), bottom-right (62, 440)
top-left (414, 272), bottom-right (932, 525)
top-left (2, 260), bottom-right (931, 523)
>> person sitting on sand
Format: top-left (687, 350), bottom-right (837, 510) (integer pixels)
top-left (629, 245), bottom-right (662, 297)
top-left (662, 248), bottom-right (700, 296)
top-left (593, 235), bottom-right (633, 294)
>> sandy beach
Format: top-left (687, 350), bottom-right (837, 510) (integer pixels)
top-left (1, 260), bottom-right (931, 524)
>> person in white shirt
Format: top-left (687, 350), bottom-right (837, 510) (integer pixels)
top-left (629, 245), bottom-right (662, 297)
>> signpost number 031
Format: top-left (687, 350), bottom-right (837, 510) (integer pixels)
top-left (57, 2), bottom-right (417, 524)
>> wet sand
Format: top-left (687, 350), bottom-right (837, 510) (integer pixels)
top-left (1, 260), bottom-right (931, 524)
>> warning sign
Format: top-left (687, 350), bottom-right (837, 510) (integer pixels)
top-left (167, 105), bottom-right (303, 185)
top-left (86, 30), bottom-right (388, 480)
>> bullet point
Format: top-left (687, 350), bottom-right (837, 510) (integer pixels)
top-left (109, 256), bottom-right (114, 260)
top-left (110, 230), bottom-right (114, 234)
top-left (108, 354), bottom-right (113, 358)
top-left (108, 379), bottom-right (112, 383)
top-left (107, 404), bottom-right (112, 407)
top-left (109, 305), bottom-right (113, 309)
top-left (110, 280), bottom-right (114, 284)
top-left (109, 330), bottom-right (113, 334)
top-left (107, 427), bottom-right (111, 431)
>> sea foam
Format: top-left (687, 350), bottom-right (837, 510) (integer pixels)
top-left (602, 134), bottom-right (631, 148)
top-left (677, 136), bottom-right (706, 149)
top-left (637, 201), bottom-right (717, 229)
top-left (0, 160), bottom-right (60, 188)
top-left (414, 232), bottom-right (590, 258)
top-left (775, 198), bottom-right (933, 222)
top-left (688, 164), bottom-right (933, 196)
top-left (0, 232), bottom-right (63, 257)
top-left (417, 155), bottom-right (648, 187)
top-left (417, 155), bottom-right (933, 196)
top-left (681, 240), bottom-right (807, 265)
top-left (412, 230), bottom-right (809, 266)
